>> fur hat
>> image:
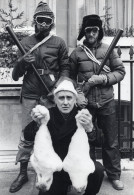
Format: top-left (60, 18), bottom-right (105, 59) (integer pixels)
top-left (53, 80), bottom-right (78, 96)
top-left (77, 14), bottom-right (103, 41)
top-left (34, 1), bottom-right (54, 18)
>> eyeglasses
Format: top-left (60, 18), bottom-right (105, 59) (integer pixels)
top-left (35, 15), bottom-right (53, 27)
top-left (85, 26), bottom-right (99, 34)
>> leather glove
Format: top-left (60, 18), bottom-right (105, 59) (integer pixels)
top-left (88, 74), bottom-right (107, 87)
top-left (18, 53), bottom-right (36, 71)
top-left (21, 53), bottom-right (35, 64)
top-left (76, 88), bottom-right (88, 108)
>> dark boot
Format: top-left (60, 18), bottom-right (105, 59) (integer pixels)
top-left (9, 161), bottom-right (28, 193)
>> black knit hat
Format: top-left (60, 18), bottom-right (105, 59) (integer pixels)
top-left (77, 14), bottom-right (103, 41)
top-left (34, 1), bottom-right (54, 18)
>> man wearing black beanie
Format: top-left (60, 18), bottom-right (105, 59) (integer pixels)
top-left (70, 14), bottom-right (125, 191)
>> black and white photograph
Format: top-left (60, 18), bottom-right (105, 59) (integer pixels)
top-left (0, 0), bottom-right (134, 195)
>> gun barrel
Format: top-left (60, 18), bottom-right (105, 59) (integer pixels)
top-left (97, 29), bottom-right (123, 75)
top-left (6, 26), bottom-right (26, 55)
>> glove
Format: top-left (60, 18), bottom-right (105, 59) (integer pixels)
top-left (76, 88), bottom-right (88, 108)
top-left (21, 53), bottom-right (35, 64)
top-left (88, 74), bottom-right (107, 87)
top-left (18, 53), bottom-right (36, 71)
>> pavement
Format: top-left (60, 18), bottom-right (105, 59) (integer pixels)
top-left (0, 159), bottom-right (134, 195)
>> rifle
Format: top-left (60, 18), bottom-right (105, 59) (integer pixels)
top-left (96, 29), bottom-right (123, 75)
top-left (6, 25), bottom-right (50, 94)
top-left (85, 29), bottom-right (123, 96)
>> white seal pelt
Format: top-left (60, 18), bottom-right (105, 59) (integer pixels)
top-left (63, 109), bottom-right (95, 193)
top-left (30, 105), bottom-right (63, 192)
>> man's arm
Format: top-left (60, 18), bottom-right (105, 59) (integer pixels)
top-left (88, 119), bottom-right (104, 147)
top-left (106, 49), bottom-right (126, 85)
top-left (12, 50), bottom-right (25, 81)
top-left (58, 38), bottom-right (70, 77)
top-left (12, 50), bottom-right (35, 81)
top-left (69, 50), bottom-right (79, 81)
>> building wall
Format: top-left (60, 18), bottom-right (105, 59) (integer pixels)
top-left (55, 0), bottom-right (68, 43)
top-left (0, 97), bottom-right (22, 151)
top-left (0, 87), bottom-right (22, 162)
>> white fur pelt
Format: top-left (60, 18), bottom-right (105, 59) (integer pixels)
top-left (30, 105), bottom-right (63, 192)
top-left (63, 109), bottom-right (95, 193)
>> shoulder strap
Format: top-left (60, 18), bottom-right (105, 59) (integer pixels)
top-left (79, 45), bottom-right (111, 73)
top-left (23, 34), bottom-right (53, 57)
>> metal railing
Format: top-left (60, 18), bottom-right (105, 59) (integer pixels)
top-left (117, 45), bottom-right (134, 160)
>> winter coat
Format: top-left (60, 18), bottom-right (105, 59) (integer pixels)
top-left (12, 34), bottom-right (70, 100)
top-left (70, 40), bottom-right (126, 108)
top-left (24, 106), bottom-right (97, 161)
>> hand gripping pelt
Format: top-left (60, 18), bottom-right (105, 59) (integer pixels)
top-left (63, 109), bottom-right (95, 194)
top-left (30, 105), bottom-right (63, 192)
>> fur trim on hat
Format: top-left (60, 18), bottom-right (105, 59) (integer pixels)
top-left (77, 14), bottom-right (103, 41)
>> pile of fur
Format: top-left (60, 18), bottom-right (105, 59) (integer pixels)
top-left (30, 105), bottom-right (63, 192)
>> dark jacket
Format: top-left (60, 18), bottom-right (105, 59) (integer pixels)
top-left (70, 40), bottom-right (125, 108)
top-left (24, 106), bottom-right (97, 161)
top-left (12, 34), bottom-right (70, 100)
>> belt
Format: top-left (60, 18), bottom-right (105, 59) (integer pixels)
top-left (36, 69), bottom-right (45, 75)
top-left (29, 69), bottom-right (56, 79)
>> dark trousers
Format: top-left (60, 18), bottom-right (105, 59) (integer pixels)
top-left (97, 112), bottom-right (121, 180)
top-left (88, 100), bottom-right (121, 180)
top-left (38, 161), bottom-right (104, 195)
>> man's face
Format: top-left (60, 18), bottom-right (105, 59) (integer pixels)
top-left (84, 26), bottom-right (99, 45)
top-left (54, 91), bottom-right (77, 114)
top-left (34, 15), bottom-right (53, 37)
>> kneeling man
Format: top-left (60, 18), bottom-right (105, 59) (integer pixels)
top-left (24, 79), bottom-right (104, 195)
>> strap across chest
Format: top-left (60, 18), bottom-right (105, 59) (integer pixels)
top-left (79, 45), bottom-right (111, 73)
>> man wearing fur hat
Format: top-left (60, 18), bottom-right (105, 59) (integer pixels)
top-left (9, 1), bottom-right (70, 193)
top-left (70, 14), bottom-right (125, 190)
